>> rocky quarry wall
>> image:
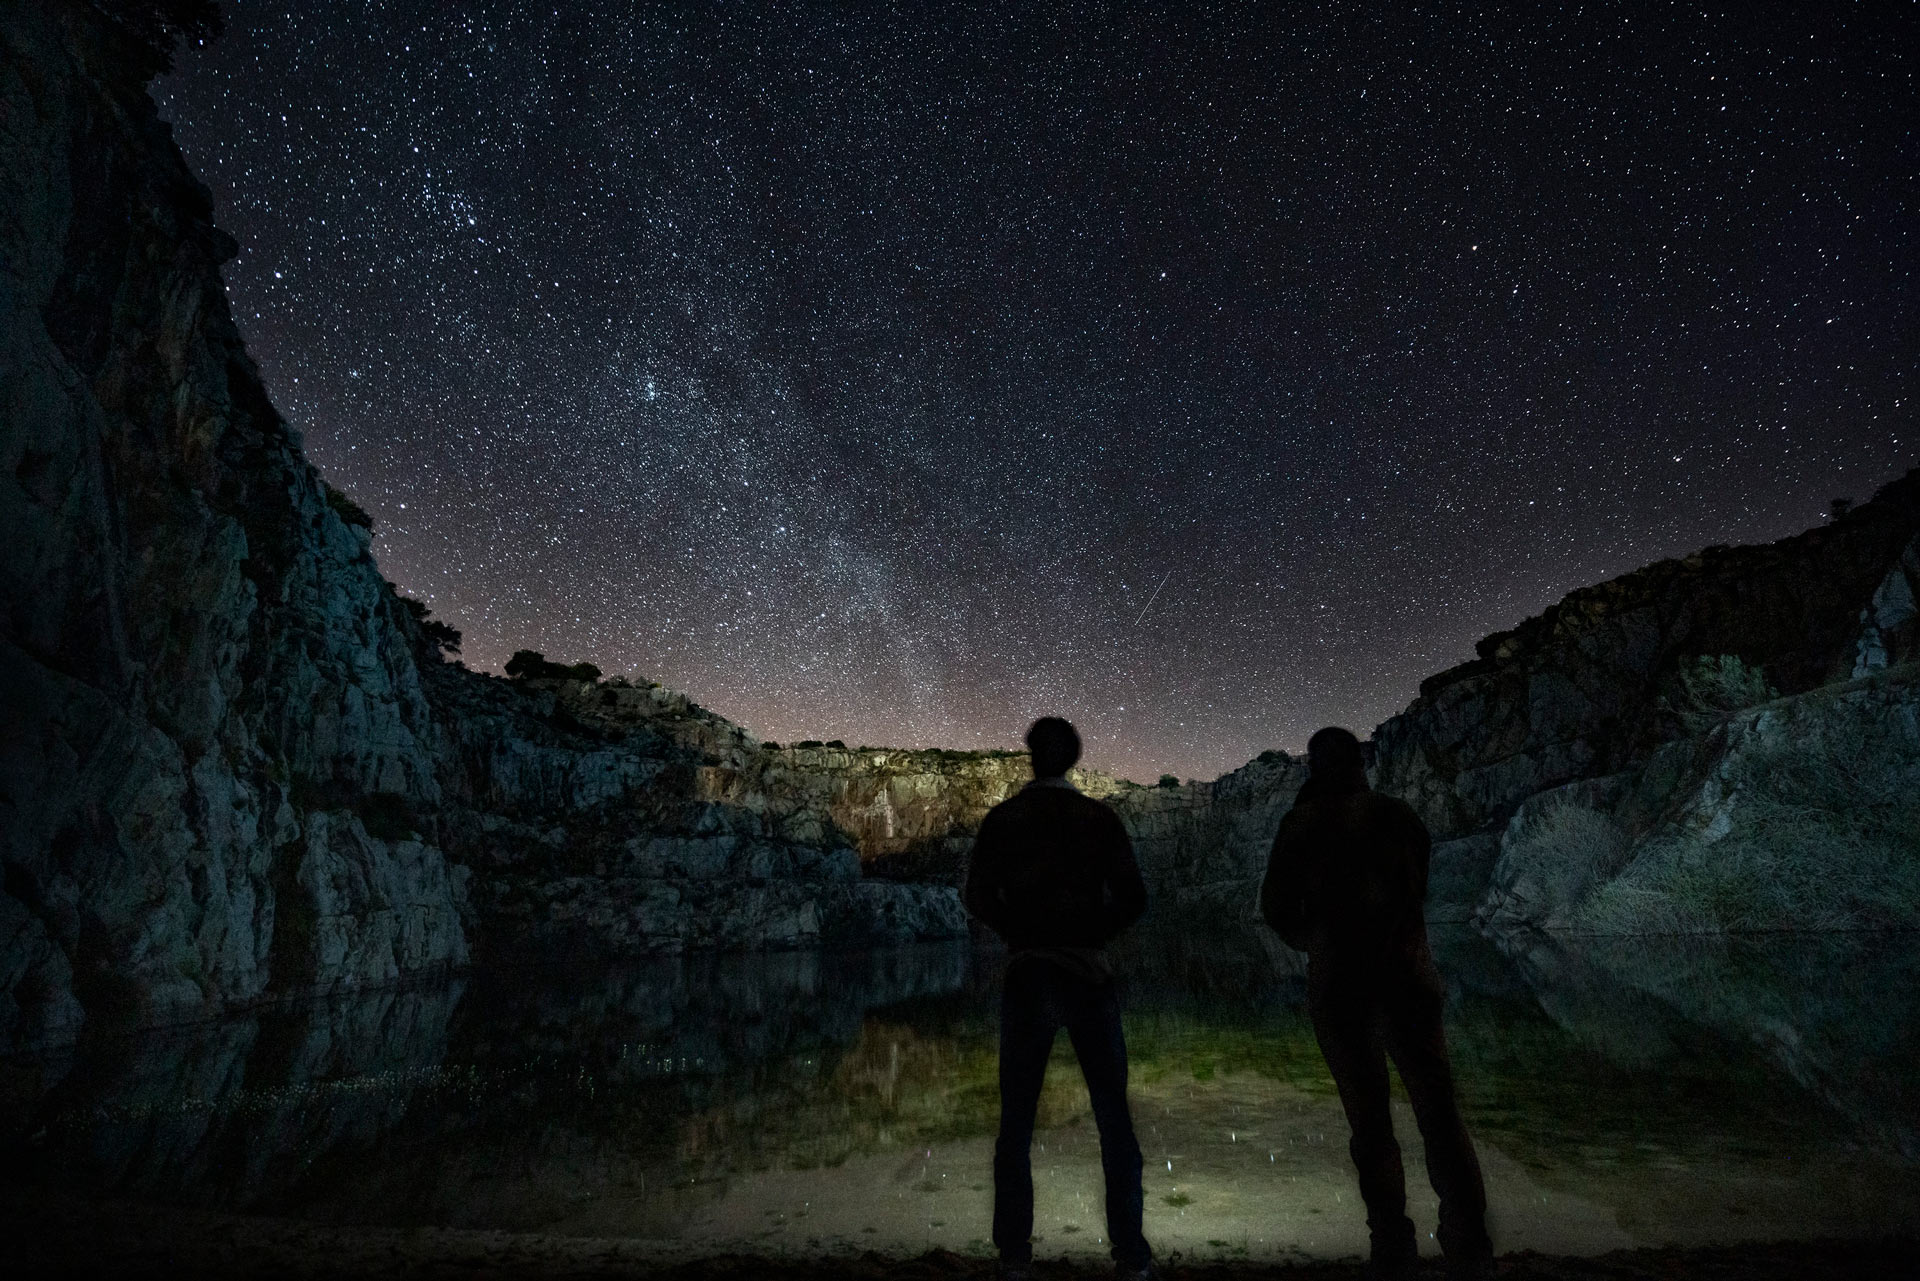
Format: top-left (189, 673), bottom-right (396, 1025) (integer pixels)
top-left (4, 3), bottom-right (1918, 1053)
top-left (0, 4), bottom-right (965, 1051)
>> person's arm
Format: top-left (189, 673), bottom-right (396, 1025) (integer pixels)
top-left (963, 808), bottom-right (1015, 940)
top-left (1382, 798), bottom-right (1430, 910)
top-left (1259, 808), bottom-right (1314, 950)
top-left (1098, 809), bottom-right (1148, 938)
top-left (1398, 800), bottom-right (1431, 909)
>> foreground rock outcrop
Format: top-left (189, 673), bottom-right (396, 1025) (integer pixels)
top-left (2, 3), bottom-right (469, 1049)
top-left (1370, 483), bottom-right (1920, 919)
top-left (1374, 480), bottom-right (1920, 846)
top-left (1478, 663), bottom-right (1920, 935)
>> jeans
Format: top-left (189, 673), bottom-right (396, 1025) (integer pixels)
top-left (992, 960), bottom-right (1149, 1268)
top-left (1308, 963), bottom-right (1492, 1265)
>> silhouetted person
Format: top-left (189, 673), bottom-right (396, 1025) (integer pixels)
top-left (1261, 727), bottom-right (1493, 1281)
top-left (964, 717), bottom-right (1154, 1281)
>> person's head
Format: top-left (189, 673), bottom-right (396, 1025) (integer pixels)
top-left (1305, 726), bottom-right (1367, 793)
top-left (1025, 716), bottom-right (1082, 779)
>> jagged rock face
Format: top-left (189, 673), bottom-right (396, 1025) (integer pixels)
top-left (1109, 753), bottom-right (1308, 915)
top-left (0, 6), bottom-right (968, 1051)
top-left (1374, 471), bottom-right (1920, 843)
top-left (1, 6), bottom-right (466, 1049)
top-left (1854, 534), bottom-right (1920, 678)
top-left (1476, 666), bottom-right (1920, 935)
top-left (420, 670), bottom-right (972, 958)
top-left (422, 670), bottom-right (1309, 946)
top-left (761, 746), bottom-right (1040, 883)
top-left (751, 743), bottom-right (1310, 925)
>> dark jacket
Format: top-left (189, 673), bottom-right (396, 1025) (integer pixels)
top-left (963, 780), bottom-right (1148, 953)
top-left (1260, 780), bottom-right (1433, 980)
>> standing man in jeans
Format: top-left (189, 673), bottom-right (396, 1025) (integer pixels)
top-left (964, 717), bottom-right (1155, 1281)
top-left (1261, 726), bottom-right (1494, 1281)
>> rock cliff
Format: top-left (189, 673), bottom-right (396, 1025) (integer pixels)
top-left (2, 3), bottom-right (468, 1049)
top-left (1374, 472), bottom-right (1920, 847)
top-left (427, 675), bottom-right (1308, 954)
top-left (0, 4), bottom-right (965, 1051)
top-left (1477, 662), bottom-right (1920, 934)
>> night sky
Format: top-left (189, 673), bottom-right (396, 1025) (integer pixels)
top-left (157, 2), bottom-right (1916, 782)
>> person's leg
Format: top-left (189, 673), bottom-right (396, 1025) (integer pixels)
top-left (994, 966), bottom-right (1059, 1267)
top-left (1310, 986), bottom-right (1416, 1270)
top-left (1384, 981), bottom-right (1491, 1268)
top-left (1062, 977), bottom-right (1149, 1270)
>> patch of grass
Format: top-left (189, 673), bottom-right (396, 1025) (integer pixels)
top-left (1124, 1008), bottom-right (1335, 1095)
top-left (1495, 797), bottom-right (1632, 923)
top-left (1579, 686), bottom-right (1920, 933)
top-left (1671, 653), bottom-right (1777, 731)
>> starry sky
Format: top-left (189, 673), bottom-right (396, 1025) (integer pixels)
top-left (158, 1), bottom-right (1916, 782)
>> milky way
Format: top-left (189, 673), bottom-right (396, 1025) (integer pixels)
top-left (156, 2), bottom-right (1916, 781)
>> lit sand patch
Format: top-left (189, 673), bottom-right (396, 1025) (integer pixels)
top-left (543, 1072), bottom-right (1634, 1263)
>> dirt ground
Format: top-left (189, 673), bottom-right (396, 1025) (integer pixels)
top-left (6, 1190), bottom-right (1914, 1280)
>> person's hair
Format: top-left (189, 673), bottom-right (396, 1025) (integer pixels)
top-left (1025, 717), bottom-right (1081, 778)
top-left (1305, 726), bottom-right (1367, 794)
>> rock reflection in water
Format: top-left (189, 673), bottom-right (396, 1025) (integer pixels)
top-left (2, 944), bottom-right (975, 1222)
top-left (3, 931), bottom-right (1918, 1261)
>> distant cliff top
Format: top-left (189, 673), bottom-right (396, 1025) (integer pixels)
top-left (1418, 465), bottom-right (1919, 704)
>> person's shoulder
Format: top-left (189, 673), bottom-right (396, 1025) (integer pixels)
top-left (985, 785), bottom-right (1068, 822)
top-left (1281, 790), bottom-right (1325, 822)
top-left (981, 791), bottom-right (1029, 824)
top-left (1066, 788), bottom-right (1124, 821)
top-left (1364, 791), bottom-right (1427, 828)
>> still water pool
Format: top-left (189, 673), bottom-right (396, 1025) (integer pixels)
top-left (4, 927), bottom-right (1918, 1264)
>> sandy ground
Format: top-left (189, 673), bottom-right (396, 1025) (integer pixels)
top-left (229, 1065), bottom-right (1920, 1264)
top-left (6, 1188), bottom-right (1914, 1280)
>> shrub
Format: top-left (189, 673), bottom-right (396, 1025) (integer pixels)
top-left (1158, 774), bottom-right (1181, 789)
top-left (504, 649), bottom-right (601, 683)
top-left (324, 484), bottom-right (373, 529)
top-left (287, 772), bottom-right (348, 813)
top-left (99, 0), bottom-right (224, 73)
top-left (1495, 797), bottom-right (1632, 924)
top-left (395, 594), bottom-right (460, 655)
top-left (1673, 654), bottom-right (1776, 731)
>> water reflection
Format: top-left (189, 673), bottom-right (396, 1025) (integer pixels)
top-left (3, 930), bottom-right (1917, 1261)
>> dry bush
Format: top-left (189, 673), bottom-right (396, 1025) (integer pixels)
top-left (1497, 798), bottom-right (1633, 923)
top-left (1578, 691), bottom-right (1920, 933)
top-left (1673, 654), bottom-right (1777, 732)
